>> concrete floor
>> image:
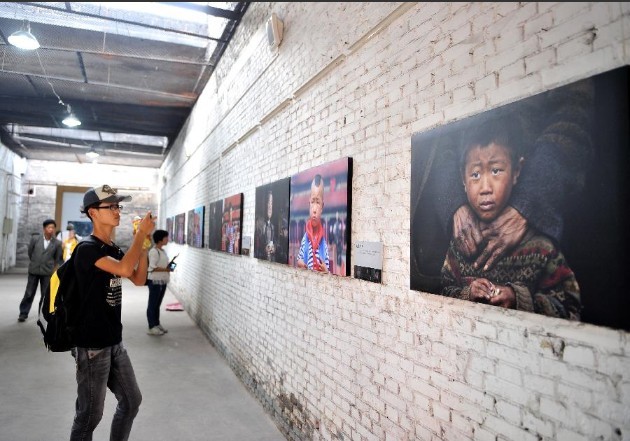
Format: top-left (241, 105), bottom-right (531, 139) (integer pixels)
top-left (0, 269), bottom-right (286, 441)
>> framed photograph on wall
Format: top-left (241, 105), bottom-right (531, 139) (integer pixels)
top-left (254, 177), bottom-right (290, 264)
top-left (187, 205), bottom-right (205, 248)
top-left (221, 193), bottom-right (243, 255)
top-left (289, 157), bottom-right (352, 276)
top-left (166, 216), bottom-right (173, 241)
top-left (174, 212), bottom-right (186, 245)
top-left (207, 200), bottom-right (224, 251)
top-left (187, 209), bottom-right (194, 246)
top-left (410, 66), bottom-right (630, 331)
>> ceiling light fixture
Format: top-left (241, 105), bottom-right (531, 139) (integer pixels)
top-left (62, 105), bottom-right (81, 127)
top-left (86, 148), bottom-right (99, 159)
top-left (8, 21), bottom-right (40, 50)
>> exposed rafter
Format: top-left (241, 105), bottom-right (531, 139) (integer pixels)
top-left (0, 2), bottom-right (249, 168)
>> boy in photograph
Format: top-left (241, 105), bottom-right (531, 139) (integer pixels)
top-left (297, 174), bottom-right (329, 273)
top-left (440, 117), bottom-right (582, 320)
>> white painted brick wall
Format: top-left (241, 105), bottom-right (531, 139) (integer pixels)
top-left (0, 144), bottom-right (25, 271)
top-left (161, 2), bottom-right (630, 440)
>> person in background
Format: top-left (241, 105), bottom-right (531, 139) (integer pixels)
top-left (146, 229), bottom-right (172, 336)
top-left (255, 190), bottom-right (277, 261)
top-left (18, 218), bottom-right (63, 322)
top-left (62, 223), bottom-right (79, 262)
top-left (57, 222), bottom-right (83, 243)
top-left (71, 184), bottom-right (154, 440)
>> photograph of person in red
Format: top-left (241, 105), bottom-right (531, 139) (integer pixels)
top-left (289, 157), bottom-right (352, 277)
top-left (221, 193), bottom-right (242, 255)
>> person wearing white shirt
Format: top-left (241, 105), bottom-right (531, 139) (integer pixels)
top-left (146, 229), bottom-right (173, 335)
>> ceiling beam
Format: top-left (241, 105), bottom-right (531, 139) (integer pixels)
top-left (21, 2), bottom-right (229, 43)
top-left (0, 126), bottom-right (27, 157)
top-left (159, 2), bottom-right (240, 20)
top-left (15, 134), bottom-right (165, 156)
top-left (0, 69), bottom-right (196, 103)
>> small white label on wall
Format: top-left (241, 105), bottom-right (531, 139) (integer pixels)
top-left (354, 241), bottom-right (382, 283)
top-left (241, 236), bottom-right (251, 256)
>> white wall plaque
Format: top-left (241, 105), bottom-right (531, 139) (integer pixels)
top-left (354, 241), bottom-right (382, 283)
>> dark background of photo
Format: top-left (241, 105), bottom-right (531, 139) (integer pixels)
top-left (166, 217), bottom-right (173, 240)
top-left (174, 213), bottom-right (186, 245)
top-left (410, 66), bottom-right (630, 331)
top-left (254, 178), bottom-right (290, 263)
top-left (207, 200), bottom-right (224, 251)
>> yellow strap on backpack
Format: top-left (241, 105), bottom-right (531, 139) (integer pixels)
top-left (49, 270), bottom-right (60, 314)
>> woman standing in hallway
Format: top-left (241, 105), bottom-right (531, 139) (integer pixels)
top-left (146, 229), bottom-right (172, 336)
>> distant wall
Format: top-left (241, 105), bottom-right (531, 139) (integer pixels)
top-left (16, 160), bottom-right (158, 266)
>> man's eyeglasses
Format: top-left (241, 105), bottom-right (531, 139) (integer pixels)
top-left (94, 204), bottom-right (123, 212)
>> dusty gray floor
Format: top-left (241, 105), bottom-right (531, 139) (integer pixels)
top-left (0, 270), bottom-right (286, 441)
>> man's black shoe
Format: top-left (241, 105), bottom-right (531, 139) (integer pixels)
top-left (17, 316), bottom-right (26, 322)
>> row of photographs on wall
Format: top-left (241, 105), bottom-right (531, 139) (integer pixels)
top-left (410, 65), bottom-right (630, 332)
top-left (165, 157), bottom-right (352, 277)
top-left (160, 66), bottom-right (629, 331)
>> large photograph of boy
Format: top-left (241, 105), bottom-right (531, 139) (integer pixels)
top-left (207, 200), bottom-right (223, 251)
top-left (254, 178), bottom-right (290, 264)
top-left (187, 205), bottom-right (204, 248)
top-left (289, 157), bottom-right (352, 276)
top-left (410, 66), bottom-right (630, 331)
top-left (221, 193), bottom-right (243, 254)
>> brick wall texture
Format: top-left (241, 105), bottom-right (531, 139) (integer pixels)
top-left (0, 146), bottom-right (24, 271)
top-left (159, 3), bottom-right (630, 440)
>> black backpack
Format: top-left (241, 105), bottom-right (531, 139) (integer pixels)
top-left (37, 236), bottom-right (96, 352)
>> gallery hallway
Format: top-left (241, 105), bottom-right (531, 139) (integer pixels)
top-left (0, 269), bottom-right (285, 441)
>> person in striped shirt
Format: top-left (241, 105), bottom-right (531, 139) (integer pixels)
top-left (297, 174), bottom-right (329, 273)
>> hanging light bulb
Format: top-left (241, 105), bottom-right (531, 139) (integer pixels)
top-left (62, 104), bottom-right (81, 127)
top-left (62, 113), bottom-right (81, 127)
top-left (8, 21), bottom-right (40, 50)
